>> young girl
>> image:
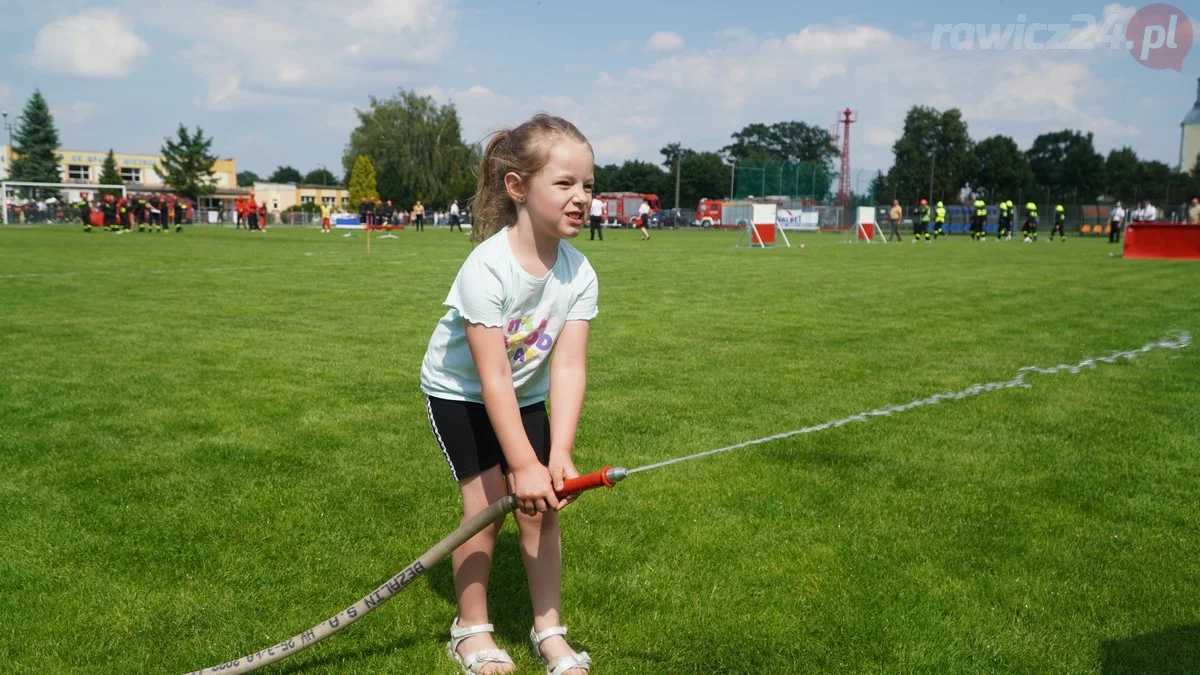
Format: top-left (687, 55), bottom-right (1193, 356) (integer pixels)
top-left (420, 114), bottom-right (598, 675)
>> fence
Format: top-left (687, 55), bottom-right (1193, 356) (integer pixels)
top-left (732, 159), bottom-right (834, 201)
top-left (870, 203), bottom-right (1195, 236)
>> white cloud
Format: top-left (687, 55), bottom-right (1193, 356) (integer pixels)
top-left (646, 30), bottom-right (684, 52)
top-left (591, 134), bottom-right (637, 159)
top-left (626, 115), bottom-right (660, 132)
top-left (54, 101), bottom-right (97, 125)
top-left (866, 127), bottom-right (898, 148)
top-left (131, 0), bottom-right (458, 109)
top-left (29, 9), bottom-right (149, 78)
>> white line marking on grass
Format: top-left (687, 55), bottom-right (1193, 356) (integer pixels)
top-left (629, 330), bottom-right (1193, 474)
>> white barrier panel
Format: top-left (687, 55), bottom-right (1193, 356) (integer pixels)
top-left (777, 209), bottom-right (820, 231)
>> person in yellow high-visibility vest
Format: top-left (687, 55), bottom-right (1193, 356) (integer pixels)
top-left (1022, 201), bottom-right (1039, 242)
top-left (933, 201), bottom-right (946, 239)
top-left (319, 201), bottom-right (333, 233)
top-left (1049, 204), bottom-right (1066, 241)
top-left (972, 198), bottom-right (987, 241)
top-left (914, 199), bottom-right (931, 242)
top-left (997, 200), bottom-right (1011, 240)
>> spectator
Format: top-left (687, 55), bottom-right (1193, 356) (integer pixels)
top-left (637, 198), bottom-right (650, 240)
top-left (1142, 201), bottom-right (1158, 222)
top-left (888, 200), bottom-right (902, 242)
top-left (588, 193), bottom-right (604, 241)
top-left (1109, 201), bottom-right (1126, 244)
top-left (1189, 197), bottom-right (1200, 224)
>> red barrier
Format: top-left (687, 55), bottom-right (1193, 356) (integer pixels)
top-left (1123, 222), bottom-right (1200, 260)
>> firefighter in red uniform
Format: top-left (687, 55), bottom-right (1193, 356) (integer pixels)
top-left (115, 193), bottom-right (131, 231)
top-left (247, 194), bottom-right (259, 231)
top-left (102, 194), bottom-right (118, 231)
top-left (163, 193), bottom-right (177, 231)
top-left (258, 199), bottom-right (268, 231)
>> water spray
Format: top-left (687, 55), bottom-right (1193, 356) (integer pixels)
top-left (187, 330), bottom-right (1189, 673)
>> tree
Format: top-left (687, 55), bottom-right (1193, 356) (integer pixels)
top-left (677, 152), bottom-right (732, 207)
top-left (347, 154), bottom-right (378, 204)
top-left (159, 125), bottom-right (218, 202)
top-left (268, 166), bottom-right (303, 183)
top-left (887, 106), bottom-right (976, 204)
top-left (1026, 130), bottom-right (1104, 202)
top-left (9, 89), bottom-right (62, 198)
top-left (1104, 147), bottom-right (1140, 202)
top-left (593, 163), bottom-right (620, 194)
top-left (722, 121), bottom-right (837, 167)
top-left (342, 89), bottom-right (477, 208)
top-left (97, 150), bottom-right (124, 198)
top-left (970, 135), bottom-right (1034, 202)
top-left (303, 167), bottom-right (339, 186)
top-left (236, 171), bottom-right (260, 187)
top-left (610, 160), bottom-right (670, 196)
top-left (868, 171), bottom-right (889, 204)
top-left (659, 142), bottom-right (695, 168)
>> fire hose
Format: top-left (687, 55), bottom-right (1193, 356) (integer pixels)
top-left (186, 467), bottom-right (627, 675)
top-left (186, 330), bottom-right (1189, 673)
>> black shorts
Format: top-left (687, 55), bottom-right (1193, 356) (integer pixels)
top-left (425, 395), bottom-right (550, 482)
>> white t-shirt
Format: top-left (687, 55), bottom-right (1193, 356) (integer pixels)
top-left (638, 203), bottom-right (650, 216)
top-left (1111, 206), bottom-right (1125, 223)
top-left (589, 197), bottom-right (604, 218)
top-left (450, 202), bottom-right (459, 216)
top-left (420, 228), bottom-right (600, 406)
top-left (1143, 204), bottom-right (1157, 221)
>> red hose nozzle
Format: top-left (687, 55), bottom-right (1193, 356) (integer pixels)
top-left (556, 466), bottom-right (627, 498)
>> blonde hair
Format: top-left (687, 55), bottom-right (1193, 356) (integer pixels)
top-left (470, 114), bottom-right (590, 243)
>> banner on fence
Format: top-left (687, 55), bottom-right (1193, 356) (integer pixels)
top-left (776, 209), bottom-right (819, 231)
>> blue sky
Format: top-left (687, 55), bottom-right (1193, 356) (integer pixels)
top-left (2, 0), bottom-right (1198, 187)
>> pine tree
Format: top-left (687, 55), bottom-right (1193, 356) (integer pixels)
top-left (97, 150), bottom-right (124, 198)
top-left (348, 154), bottom-right (378, 204)
top-left (159, 124), bottom-right (217, 202)
top-left (9, 89), bottom-right (62, 199)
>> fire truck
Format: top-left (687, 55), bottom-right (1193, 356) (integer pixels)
top-left (693, 199), bottom-right (753, 229)
top-left (694, 196), bottom-right (816, 228)
top-left (599, 192), bottom-right (660, 226)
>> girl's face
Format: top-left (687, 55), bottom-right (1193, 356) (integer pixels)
top-left (515, 138), bottom-right (594, 239)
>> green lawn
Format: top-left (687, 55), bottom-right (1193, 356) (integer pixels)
top-left (2, 224), bottom-right (1198, 674)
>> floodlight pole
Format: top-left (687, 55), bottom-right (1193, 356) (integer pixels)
top-left (673, 143), bottom-right (681, 210)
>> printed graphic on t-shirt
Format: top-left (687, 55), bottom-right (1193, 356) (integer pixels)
top-left (504, 315), bottom-right (555, 364)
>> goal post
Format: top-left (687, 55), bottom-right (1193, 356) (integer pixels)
top-left (2, 181), bottom-right (127, 225)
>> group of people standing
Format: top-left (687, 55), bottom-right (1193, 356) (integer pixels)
top-left (82, 192), bottom-right (191, 233)
top-left (586, 195), bottom-right (651, 241)
top-left (886, 198), bottom-right (1159, 244)
top-left (234, 194), bottom-right (269, 232)
top-left (334, 197), bottom-right (464, 233)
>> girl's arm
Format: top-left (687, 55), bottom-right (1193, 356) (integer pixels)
top-left (547, 320), bottom-right (590, 505)
top-left (464, 321), bottom-right (558, 513)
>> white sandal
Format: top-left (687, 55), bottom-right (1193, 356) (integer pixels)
top-left (447, 616), bottom-right (514, 674)
top-left (529, 625), bottom-right (591, 675)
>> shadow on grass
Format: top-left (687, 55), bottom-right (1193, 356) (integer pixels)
top-left (1100, 624), bottom-right (1200, 675)
top-left (427, 530), bottom-right (531, 645)
top-left (425, 529), bottom-right (592, 654)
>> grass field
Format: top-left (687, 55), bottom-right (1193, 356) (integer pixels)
top-left (2, 224), bottom-right (1199, 674)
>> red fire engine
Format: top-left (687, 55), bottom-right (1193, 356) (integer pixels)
top-left (598, 192), bottom-right (660, 226)
top-left (695, 196), bottom-right (815, 228)
top-left (693, 198), bottom-right (749, 229)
